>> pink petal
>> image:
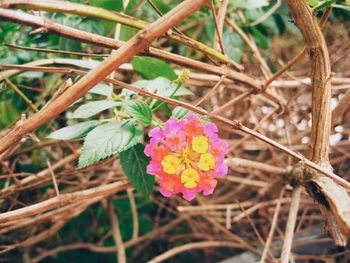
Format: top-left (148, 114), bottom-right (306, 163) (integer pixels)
top-left (160, 188), bottom-right (173, 198)
top-left (149, 127), bottom-right (164, 140)
top-left (146, 162), bottom-right (162, 175)
top-left (203, 188), bottom-right (215, 196)
top-left (182, 190), bottom-right (197, 201)
top-left (215, 162), bottom-right (228, 177)
top-left (144, 144), bottom-right (152, 156)
top-left (204, 123), bottom-right (218, 134)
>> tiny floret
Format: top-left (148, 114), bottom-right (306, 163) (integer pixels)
top-left (192, 135), bottom-right (209, 153)
top-left (145, 114), bottom-right (229, 201)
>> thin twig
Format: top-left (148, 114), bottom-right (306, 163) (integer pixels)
top-left (127, 189), bottom-right (139, 240)
top-left (47, 160), bottom-right (60, 197)
top-left (107, 198), bottom-right (126, 263)
top-left (147, 241), bottom-right (242, 263)
top-left (0, 181), bottom-right (131, 223)
top-left (5, 43), bottom-right (108, 57)
top-left (194, 75), bottom-right (226, 106)
top-left (280, 186), bottom-right (302, 263)
top-left (209, 0), bottom-right (225, 54)
top-left (259, 187), bottom-right (285, 263)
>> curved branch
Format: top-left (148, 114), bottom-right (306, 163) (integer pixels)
top-left (0, 0), bottom-right (208, 155)
top-left (285, 0), bottom-right (350, 247)
top-left (1, 0), bottom-right (242, 69)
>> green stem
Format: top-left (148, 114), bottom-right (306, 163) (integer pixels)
top-left (3, 77), bottom-right (38, 112)
top-left (151, 81), bottom-right (181, 112)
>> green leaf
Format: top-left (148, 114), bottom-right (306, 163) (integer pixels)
top-left (18, 71), bottom-right (44, 79)
top-left (90, 0), bottom-right (123, 12)
top-left (48, 120), bottom-right (100, 140)
top-left (146, 77), bottom-right (193, 97)
top-left (131, 56), bottom-right (177, 80)
top-left (314, 0), bottom-right (336, 10)
top-left (0, 101), bottom-right (19, 128)
top-left (246, 0), bottom-right (269, 9)
top-left (120, 25), bottom-right (138, 41)
top-left (121, 88), bottom-right (138, 99)
top-left (89, 84), bottom-right (113, 97)
top-left (149, 0), bottom-right (171, 13)
top-left (172, 106), bottom-right (190, 120)
top-left (78, 121), bottom-right (139, 168)
top-left (332, 4), bottom-right (350, 11)
top-left (307, 0), bottom-right (319, 7)
top-left (250, 27), bottom-right (269, 49)
top-left (71, 100), bottom-right (121, 119)
top-left (223, 32), bottom-right (243, 63)
top-left (120, 143), bottom-right (154, 198)
top-left (126, 100), bottom-right (152, 126)
top-left (133, 77), bottom-right (193, 97)
top-left (54, 58), bottom-right (100, 69)
top-left (160, 103), bottom-right (172, 117)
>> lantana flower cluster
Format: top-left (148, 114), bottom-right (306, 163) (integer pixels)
top-left (145, 114), bottom-right (229, 201)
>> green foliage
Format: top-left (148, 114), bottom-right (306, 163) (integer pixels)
top-left (172, 106), bottom-right (190, 120)
top-left (120, 143), bottom-right (154, 198)
top-left (78, 121), bottom-right (142, 168)
top-left (48, 120), bottom-right (100, 140)
top-left (71, 100), bottom-right (121, 119)
top-left (250, 27), bottom-right (270, 49)
top-left (126, 100), bottom-right (153, 126)
top-left (314, 0), bottom-right (336, 10)
top-left (230, 0), bottom-right (268, 10)
top-left (89, 0), bottom-right (123, 12)
top-left (332, 3), bottom-right (350, 11)
top-left (245, 0), bottom-right (269, 9)
top-left (119, 25), bottom-right (138, 41)
top-left (223, 32), bottom-right (243, 63)
top-left (89, 83), bottom-right (113, 97)
top-left (308, 0), bottom-right (319, 7)
top-left (131, 56), bottom-right (178, 80)
top-left (133, 77), bottom-right (193, 97)
top-left (121, 88), bottom-right (138, 99)
top-left (0, 100), bottom-right (19, 129)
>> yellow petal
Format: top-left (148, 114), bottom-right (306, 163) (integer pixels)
top-left (192, 135), bottom-right (209, 153)
top-left (184, 179), bottom-right (197, 189)
top-left (161, 155), bottom-right (181, 174)
top-left (198, 153), bottom-right (216, 172)
top-left (181, 168), bottom-right (199, 189)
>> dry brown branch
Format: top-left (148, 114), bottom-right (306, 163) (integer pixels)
top-left (1, 1), bottom-right (350, 261)
top-left (285, 0), bottom-right (350, 246)
top-left (0, 0), bottom-right (208, 155)
top-left (0, 181), bottom-right (130, 223)
top-left (259, 188), bottom-right (285, 263)
top-left (31, 216), bottom-right (188, 262)
top-left (332, 89), bottom-right (350, 125)
top-left (209, 0), bottom-right (225, 54)
top-left (0, 152), bottom-right (79, 198)
top-left (263, 7), bottom-right (332, 89)
top-left (1, 0), bottom-right (242, 70)
top-left (1, 63), bottom-right (349, 190)
top-left (147, 241), bottom-right (242, 263)
top-left (280, 186), bottom-right (302, 263)
top-left (107, 198), bottom-right (126, 263)
top-left (0, 8), bottom-right (273, 99)
top-left (127, 189), bottom-right (139, 240)
top-left (214, 0), bottom-right (228, 52)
